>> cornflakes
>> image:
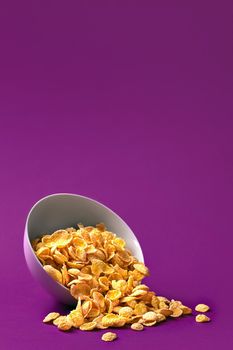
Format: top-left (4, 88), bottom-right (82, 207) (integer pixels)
top-left (57, 317), bottom-right (72, 331)
top-left (142, 311), bottom-right (157, 322)
top-left (118, 306), bottom-right (133, 318)
top-left (42, 230), bottom-right (72, 248)
top-left (101, 332), bottom-right (117, 342)
top-left (134, 303), bottom-right (147, 315)
top-left (43, 312), bottom-right (60, 323)
top-left (32, 223), bottom-right (206, 337)
top-left (70, 283), bottom-right (91, 299)
top-left (68, 310), bottom-right (84, 328)
top-left (101, 313), bottom-right (127, 328)
top-left (80, 321), bottom-right (97, 331)
top-left (133, 263), bottom-right (149, 276)
top-left (131, 323), bottom-right (144, 331)
top-left (195, 304), bottom-right (210, 313)
top-left (106, 290), bottom-right (121, 301)
top-left (43, 265), bottom-right (62, 284)
top-left (142, 320), bottom-right (157, 327)
top-left (170, 308), bottom-right (183, 318)
top-left (181, 306), bottom-right (192, 315)
top-left (195, 314), bottom-right (210, 323)
top-left (53, 315), bottom-right (66, 326)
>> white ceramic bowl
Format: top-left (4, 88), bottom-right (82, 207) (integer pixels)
top-left (24, 193), bottom-right (144, 305)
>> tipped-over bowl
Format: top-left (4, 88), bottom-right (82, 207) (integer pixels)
top-left (24, 193), bottom-right (144, 305)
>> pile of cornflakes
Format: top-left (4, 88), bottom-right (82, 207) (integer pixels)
top-left (32, 224), bottom-right (208, 339)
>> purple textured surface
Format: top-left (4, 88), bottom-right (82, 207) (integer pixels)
top-left (0, 1), bottom-right (233, 349)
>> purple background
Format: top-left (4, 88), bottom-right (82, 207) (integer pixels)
top-left (0, 1), bottom-right (232, 349)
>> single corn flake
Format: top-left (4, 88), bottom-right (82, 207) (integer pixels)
top-left (42, 230), bottom-right (72, 248)
top-left (86, 301), bottom-right (100, 318)
top-left (92, 291), bottom-right (105, 311)
top-left (133, 263), bottom-right (149, 276)
top-left (91, 259), bottom-right (104, 277)
top-left (195, 304), bottom-right (210, 313)
top-left (158, 308), bottom-right (173, 317)
top-left (106, 289), bottom-right (121, 301)
top-left (68, 310), bottom-right (84, 328)
top-left (142, 311), bottom-right (157, 322)
top-left (43, 265), bottom-right (62, 284)
top-left (80, 321), bottom-right (97, 331)
top-left (134, 302), bottom-right (147, 315)
top-left (133, 284), bottom-right (149, 292)
top-left (155, 313), bottom-right (166, 322)
top-left (101, 332), bottom-right (117, 342)
top-left (43, 312), bottom-right (60, 323)
top-left (101, 313), bottom-right (127, 328)
top-left (195, 314), bottom-right (210, 323)
top-left (70, 283), bottom-right (91, 299)
top-left (118, 306), bottom-right (133, 318)
top-left (57, 317), bottom-right (72, 331)
top-left (170, 308), bottom-right (183, 318)
top-left (131, 323), bottom-right (144, 331)
top-left (93, 315), bottom-right (108, 330)
top-left (181, 306), bottom-right (192, 315)
top-left (130, 289), bottom-right (147, 298)
top-left (169, 300), bottom-right (182, 310)
top-left (73, 237), bottom-right (87, 249)
top-left (53, 250), bottom-right (68, 265)
top-left (142, 320), bottom-right (157, 327)
top-left (112, 279), bottom-right (127, 292)
top-left (53, 316), bottom-right (66, 326)
top-left (114, 237), bottom-right (125, 249)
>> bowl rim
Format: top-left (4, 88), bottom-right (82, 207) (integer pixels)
top-left (25, 192), bottom-right (144, 294)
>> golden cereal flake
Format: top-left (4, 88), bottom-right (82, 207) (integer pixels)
top-left (170, 308), bottom-right (183, 318)
top-left (142, 320), bottom-right (157, 327)
top-left (43, 265), bottom-right (63, 284)
top-left (155, 313), bottom-right (166, 322)
top-left (133, 263), bottom-right (149, 276)
top-left (42, 230), bottom-right (72, 248)
top-left (68, 310), bottom-right (84, 328)
top-left (86, 301), bottom-right (100, 318)
top-left (181, 306), bottom-right (192, 315)
top-left (133, 284), bottom-right (149, 292)
top-left (195, 304), bottom-right (210, 313)
top-left (101, 313), bottom-right (127, 328)
top-left (57, 317), bottom-right (73, 331)
top-left (101, 332), bottom-right (117, 342)
top-left (70, 283), bottom-right (91, 299)
top-left (142, 311), bottom-right (157, 322)
top-left (130, 289), bottom-right (147, 298)
top-left (93, 315), bottom-right (108, 329)
top-left (195, 314), bottom-right (210, 323)
top-left (106, 289), bottom-right (121, 301)
top-left (118, 306), bottom-right (133, 318)
top-left (79, 321), bottom-right (97, 331)
top-left (92, 291), bottom-right (105, 311)
top-left (114, 237), bottom-right (125, 249)
top-left (158, 308), bottom-right (173, 317)
top-left (134, 302), bottom-right (147, 315)
top-left (131, 323), bottom-right (144, 331)
top-left (43, 312), bottom-right (60, 323)
top-left (53, 316), bottom-right (66, 326)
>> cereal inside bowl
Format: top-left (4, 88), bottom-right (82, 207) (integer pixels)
top-left (33, 223), bottom-right (149, 301)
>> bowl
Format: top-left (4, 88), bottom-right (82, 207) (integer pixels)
top-left (24, 193), bottom-right (144, 305)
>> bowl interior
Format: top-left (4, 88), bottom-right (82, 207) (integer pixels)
top-left (27, 194), bottom-right (144, 262)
